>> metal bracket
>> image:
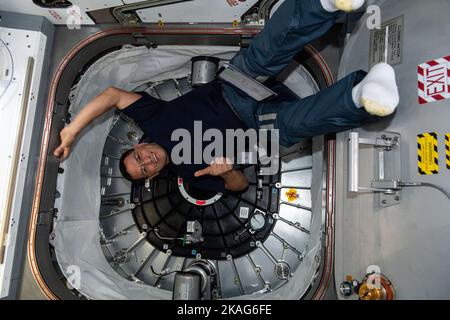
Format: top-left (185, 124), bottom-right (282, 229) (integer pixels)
top-left (348, 131), bottom-right (402, 208)
top-left (131, 33), bottom-right (157, 48)
top-left (38, 209), bottom-right (57, 226)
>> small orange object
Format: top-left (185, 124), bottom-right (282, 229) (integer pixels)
top-left (358, 273), bottom-right (395, 300)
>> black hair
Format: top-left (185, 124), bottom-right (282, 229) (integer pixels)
top-left (119, 148), bottom-right (135, 182)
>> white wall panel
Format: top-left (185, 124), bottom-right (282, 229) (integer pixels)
top-left (0, 1), bottom-right (94, 25)
top-left (0, 27), bottom-right (47, 298)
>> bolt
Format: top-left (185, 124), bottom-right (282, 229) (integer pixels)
top-left (339, 281), bottom-right (353, 297)
top-left (382, 200), bottom-right (387, 205)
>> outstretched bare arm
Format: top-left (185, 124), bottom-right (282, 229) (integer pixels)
top-left (53, 87), bottom-right (142, 159)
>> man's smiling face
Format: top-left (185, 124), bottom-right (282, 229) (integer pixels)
top-left (123, 143), bottom-right (169, 180)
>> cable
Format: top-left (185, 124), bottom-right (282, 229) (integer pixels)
top-left (0, 37), bottom-right (14, 102)
top-left (150, 266), bottom-right (179, 277)
top-left (400, 182), bottom-right (450, 201)
top-left (153, 228), bottom-right (184, 241)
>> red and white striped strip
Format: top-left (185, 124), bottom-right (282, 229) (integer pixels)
top-left (418, 55), bottom-right (450, 104)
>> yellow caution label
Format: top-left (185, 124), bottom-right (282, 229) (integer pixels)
top-left (285, 189), bottom-right (299, 202)
top-left (417, 132), bottom-right (439, 175)
top-left (446, 134), bottom-right (450, 169)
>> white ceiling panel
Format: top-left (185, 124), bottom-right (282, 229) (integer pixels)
top-left (122, 0), bottom-right (146, 3)
top-left (72, 0), bottom-right (124, 12)
top-left (136, 0), bottom-right (259, 23)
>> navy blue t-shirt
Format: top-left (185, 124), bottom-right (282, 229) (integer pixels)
top-left (122, 80), bottom-right (245, 192)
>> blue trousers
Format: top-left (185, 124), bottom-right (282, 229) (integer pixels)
top-left (222, 0), bottom-right (382, 147)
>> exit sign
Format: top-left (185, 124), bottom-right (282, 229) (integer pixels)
top-left (418, 56), bottom-right (450, 104)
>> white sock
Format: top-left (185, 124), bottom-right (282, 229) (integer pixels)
top-left (320, 0), bottom-right (365, 12)
top-left (352, 63), bottom-right (400, 117)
